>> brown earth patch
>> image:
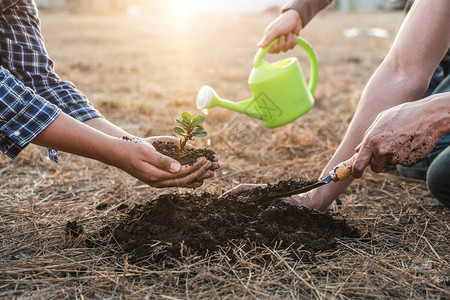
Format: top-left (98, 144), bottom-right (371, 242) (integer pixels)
top-left (102, 180), bottom-right (360, 261)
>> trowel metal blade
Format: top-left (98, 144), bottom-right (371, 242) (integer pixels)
top-left (269, 175), bottom-right (333, 199)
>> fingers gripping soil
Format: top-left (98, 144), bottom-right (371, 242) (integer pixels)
top-left (152, 159), bottom-right (212, 188)
top-left (146, 146), bottom-right (181, 173)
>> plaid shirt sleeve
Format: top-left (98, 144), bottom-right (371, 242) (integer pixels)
top-left (0, 66), bottom-right (60, 160)
top-left (0, 0), bottom-right (103, 162)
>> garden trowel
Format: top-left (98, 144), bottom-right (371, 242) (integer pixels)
top-left (270, 154), bottom-right (357, 199)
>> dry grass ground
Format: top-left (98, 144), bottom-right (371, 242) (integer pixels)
top-left (1, 9), bottom-right (449, 299)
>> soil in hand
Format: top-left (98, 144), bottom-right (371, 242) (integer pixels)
top-left (153, 141), bottom-right (215, 165)
top-left (106, 180), bottom-right (360, 260)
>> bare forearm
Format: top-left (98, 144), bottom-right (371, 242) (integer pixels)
top-left (31, 113), bottom-right (217, 188)
top-left (310, 62), bottom-right (428, 209)
top-left (326, 70), bottom-right (448, 174)
top-left (309, 0), bottom-right (450, 210)
top-left (84, 117), bottom-right (134, 138)
top-left (32, 113), bottom-right (119, 165)
top-left (325, 62), bottom-right (429, 174)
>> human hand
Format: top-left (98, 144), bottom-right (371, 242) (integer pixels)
top-left (277, 192), bottom-right (317, 209)
top-left (352, 101), bottom-right (442, 178)
top-left (257, 9), bottom-right (302, 53)
top-left (111, 136), bottom-right (217, 188)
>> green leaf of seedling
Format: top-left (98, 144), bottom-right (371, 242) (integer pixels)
top-left (193, 125), bottom-right (204, 132)
top-left (192, 131), bottom-right (207, 137)
top-left (176, 119), bottom-right (188, 129)
top-left (173, 127), bottom-right (186, 135)
top-left (182, 112), bottom-right (192, 123)
top-left (191, 115), bottom-right (205, 126)
top-left (172, 134), bottom-right (180, 140)
top-left (192, 131), bottom-right (204, 136)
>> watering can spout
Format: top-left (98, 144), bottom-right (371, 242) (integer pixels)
top-left (196, 85), bottom-right (263, 119)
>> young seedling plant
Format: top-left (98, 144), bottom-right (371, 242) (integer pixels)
top-left (173, 112), bottom-right (207, 151)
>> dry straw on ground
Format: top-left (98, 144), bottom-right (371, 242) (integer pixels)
top-left (0, 10), bottom-right (449, 299)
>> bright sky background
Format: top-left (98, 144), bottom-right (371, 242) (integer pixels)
top-left (166, 0), bottom-right (283, 17)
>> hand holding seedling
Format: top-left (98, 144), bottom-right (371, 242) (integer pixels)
top-left (146, 112), bottom-right (219, 187)
top-left (116, 136), bottom-right (215, 188)
top-left (146, 135), bottom-right (219, 187)
top-left (117, 112), bottom-right (218, 188)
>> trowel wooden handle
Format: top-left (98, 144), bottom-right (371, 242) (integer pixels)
top-left (333, 154), bottom-right (357, 181)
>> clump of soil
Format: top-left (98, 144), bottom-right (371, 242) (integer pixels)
top-left (238, 179), bottom-right (320, 199)
top-left (106, 180), bottom-right (360, 260)
top-left (153, 141), bottom-right (215, 165)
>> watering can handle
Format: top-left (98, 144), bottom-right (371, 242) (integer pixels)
top-left (253, 37), bottom-right (318, 95)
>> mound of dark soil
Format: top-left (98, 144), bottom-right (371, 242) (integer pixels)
top-left (106, 180), bottom-right (360, 260)
top-left (153, 141), bottom-right (215, 165)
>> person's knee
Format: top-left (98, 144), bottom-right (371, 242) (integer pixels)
top-left (426, 147), bottom-right (450, 208)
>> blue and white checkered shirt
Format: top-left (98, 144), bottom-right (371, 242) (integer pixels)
top-left (0, 0), bottom-right (102, 162)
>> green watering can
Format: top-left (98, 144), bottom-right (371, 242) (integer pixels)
top-left (196, 37), bottom-right (318, 128)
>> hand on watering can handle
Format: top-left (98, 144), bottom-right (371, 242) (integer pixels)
top-left (254, 36), bottom-right (318, 96)
top-left (257, 9), bottom-right (303, 54)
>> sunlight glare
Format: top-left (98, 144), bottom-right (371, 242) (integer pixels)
top-left (166, 0), bottom-right (278, 18)
top-left (167, 0), bottom-right (208, 17)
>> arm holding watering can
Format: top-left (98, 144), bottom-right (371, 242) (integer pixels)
top-left (258, 0), bottom-right (333, 54)
top-left (227, 0), bottom-right (450, 209)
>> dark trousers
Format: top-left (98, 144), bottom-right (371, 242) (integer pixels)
top-left (427, 145), bottom-right (450, 207)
